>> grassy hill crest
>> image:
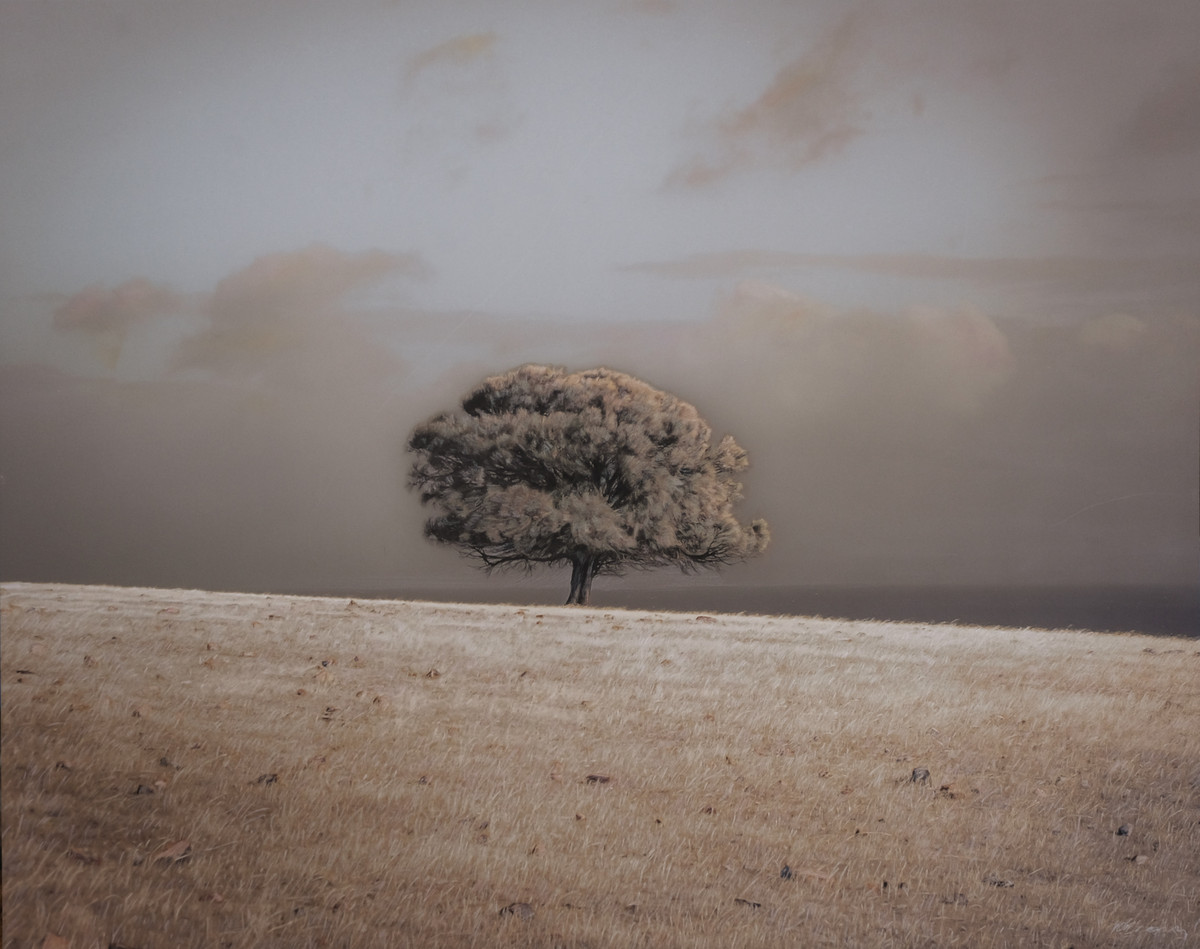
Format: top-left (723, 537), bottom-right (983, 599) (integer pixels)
top-left (3, 583), bottom-right (1197, 947)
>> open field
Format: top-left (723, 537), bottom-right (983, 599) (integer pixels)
top-left (2, 582), bottom-right (1198, 948)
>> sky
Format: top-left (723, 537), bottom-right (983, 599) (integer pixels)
top-left (1, 0), bottom-right (1197, 601)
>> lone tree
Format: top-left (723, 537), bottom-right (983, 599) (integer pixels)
top-left (407, 364), bottom-right (769, 605)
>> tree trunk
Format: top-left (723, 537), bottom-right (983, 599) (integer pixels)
top-left (566, 552), bottom-right (596, 606)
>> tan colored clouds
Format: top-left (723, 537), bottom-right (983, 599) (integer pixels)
top-left (54, 278), bottom-right (179, 334)
top-left (705, 280), bottom-right (1013, 420)
top-left (176, 244), bottom-right (425, 388)
top-left (405, 32), bottom-right (498, 84)
top-left (49, 245), bottom-right (428, 383)
top-left (209, 243), bottom-right (425, 320)
top-left (667, 14), bottom-right (864, 187)
top-left (3, 245), bottom-right (438, 591)
top-left (583, 280), bottom-right (1195, 585)
top-left (53, 278), bottom-right (181, 369)
top-left (7, 246), bottom-right (1197, 591)
top-left (400, 30), bottom-right (519, 161)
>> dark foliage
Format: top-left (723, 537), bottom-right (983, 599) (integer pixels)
top-left (407, 365), bottom-right (769, 604)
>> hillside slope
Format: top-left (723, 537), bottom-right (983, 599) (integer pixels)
top-left (3, 583), bottom-right (1197, 948)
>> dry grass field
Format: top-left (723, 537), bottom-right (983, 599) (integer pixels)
top-left (2, 582), bottom-right (1197, 948)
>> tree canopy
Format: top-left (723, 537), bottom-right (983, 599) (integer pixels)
top-left (407, 364), bottom-right (769, 604)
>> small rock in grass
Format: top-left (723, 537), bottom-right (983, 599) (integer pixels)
top-left (500, 902), bottom-right (534, 919)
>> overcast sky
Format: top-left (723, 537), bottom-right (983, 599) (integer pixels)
top-left (1, 0), bottom-right (1197, 597)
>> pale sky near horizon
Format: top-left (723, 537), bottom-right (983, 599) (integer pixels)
top-left (1, 0), bottom-right (1197, 598)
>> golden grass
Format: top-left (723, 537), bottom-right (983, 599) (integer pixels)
top-left (2, 582), bottom-right (1197, 948)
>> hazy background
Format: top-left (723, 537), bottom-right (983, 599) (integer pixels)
top-left (2, 1), bottom-right (1197, 631)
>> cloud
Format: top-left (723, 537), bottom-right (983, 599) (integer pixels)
top-left (404, 32), bottom-right (499, 85)
top-left (54, 278), bottom-right (179, 335)
top-left (4, 277), bottom-right (1197, 592)
top-left (705, 281), bottom-right (1012, 420)
top-left (656, 0), bottom-right (1200, 276)
top-left (622, 249), bottom-right (1200, 315)
top-left (4, 254), bottom-right (1196, 594)
top-left (1, 246), bottom-right (444, 593)
top-left (175, 244), bottom-right (426, 388)
top-left (666, 13), bottom-right (866, 187)
top-left (207, 243), bottom-right (425, 320)
top-left (583, 280), bottom-right (1195, 586)
top-left (399, 30), bottom-right (520, 164)
top-left (53, 278), bottom-right (181, 369)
